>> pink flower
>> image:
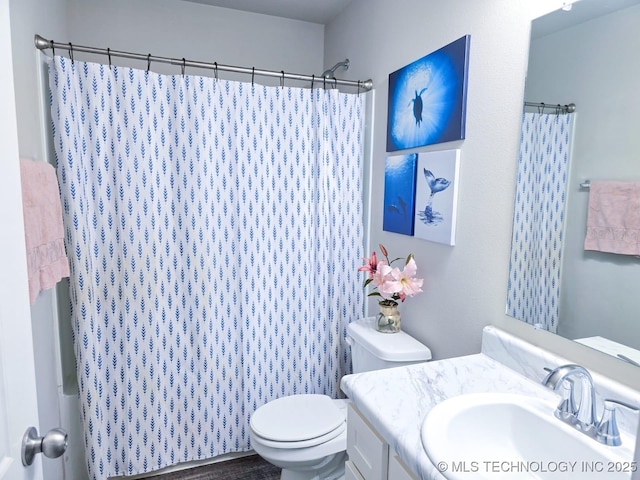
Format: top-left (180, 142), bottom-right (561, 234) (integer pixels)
top-left (379, 258), bottom-right (423, 300)
top-left (373, 263), bottom-right (394, 299)
top-left (358, 251), bottom-right (385, 279)
top-left (358, 244), bottom-right (424, 303)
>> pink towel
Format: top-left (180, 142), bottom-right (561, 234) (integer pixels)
top-left (584, 181), bottom-right (640, 256)
top-left (19, 158), bottom-right (70, 303)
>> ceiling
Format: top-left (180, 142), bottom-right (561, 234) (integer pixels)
top-left (181, 0), bottom-right (640, 31)
top-left (179, 0), bottom-right (640, 37)
top-left (180, 0), bottom-right (353, 24)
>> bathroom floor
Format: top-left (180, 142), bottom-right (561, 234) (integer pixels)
top-left (130, 455), bottom-right (281, 480)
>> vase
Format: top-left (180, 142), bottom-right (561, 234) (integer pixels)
top-left (377, 300), bottom-right (401, 333)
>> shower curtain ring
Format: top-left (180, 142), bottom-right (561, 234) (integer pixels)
top-left (323, 77), bottom-right (326, 90)
top-left (107, 48), bottom-right (112, 69)
top-left (311, 74), bottom-right (315, 90)
top-left (50, 40), bottom-right (55, 56)
top-left (147, 53), bottom-right (151, 73)
top-left (251, 67), bottom-right (255, 86)
top-left (334, 78), bottom-right (338, 90)
top-left (181, 58), bottom-right (186, 76)
top-left (280, 70), bottom-right (285, 88)
top-left (214, 62), bottom-right (218, 81)
top-left (68, 42), bottom-right (74, 63)
top-left (357, 80), bottom-right (361, 96)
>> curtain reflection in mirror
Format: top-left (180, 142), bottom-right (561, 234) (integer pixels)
top-left (506, 112), bottom-right (574, 332)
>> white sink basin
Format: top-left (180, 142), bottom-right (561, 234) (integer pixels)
top-left (421, 393), bottom-right (634, 479)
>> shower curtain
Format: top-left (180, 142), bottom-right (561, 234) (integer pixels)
top-left (48, 56), bottom-right (364, 479)
top-left (507, 112), bottom-right (573, 332)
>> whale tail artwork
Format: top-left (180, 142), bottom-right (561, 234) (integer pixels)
top-left (421, 168), bottom-right (451, 224)
top-left (413, 149), bottom-right (460, 246)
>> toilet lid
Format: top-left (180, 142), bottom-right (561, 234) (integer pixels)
top-left (250, 394), bottom-right (345, 443)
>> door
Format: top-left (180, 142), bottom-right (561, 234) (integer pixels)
top-left (0, 0), bottom-right (44, 478)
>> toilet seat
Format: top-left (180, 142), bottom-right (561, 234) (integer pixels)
top-left (252, 422), bottom-right (346, 449)
top-left (250, 394), bottom-right (346, 449)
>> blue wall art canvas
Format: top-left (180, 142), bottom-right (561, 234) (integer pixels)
top-left (383, 153), bottom-right (418, 236)
top-left (386, 35), bottom-right (470, 152)
top-left (414, 149), bottom-right (461, 246)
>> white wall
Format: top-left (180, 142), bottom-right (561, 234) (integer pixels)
top-left (324, 0), bottom-right (640, 389)
top-left (64, 0), bottom-right (324, 84)
top-left (9, 0), bottom-right (67, 157)
top-left (526, 5), bottom-right (640, 348)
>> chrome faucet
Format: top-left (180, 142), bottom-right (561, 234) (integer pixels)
top-left (542, 364), bottom-right (638, 446)
top-left (542, 364), bottom-right (597, 431)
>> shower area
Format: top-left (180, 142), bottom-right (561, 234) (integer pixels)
top-left (506, 102), bottom-right (575, 332)
top-left (18, 3), bottom-right (374, 479)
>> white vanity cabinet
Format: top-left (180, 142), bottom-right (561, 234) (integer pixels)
top-left (346, 403), bottom-right (417, 480)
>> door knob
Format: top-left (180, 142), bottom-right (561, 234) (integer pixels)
top-left (21, 426), bottom-right (68, 466)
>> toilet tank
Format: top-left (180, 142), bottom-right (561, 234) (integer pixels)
top-left (346, 317), bottom-right (432, 373)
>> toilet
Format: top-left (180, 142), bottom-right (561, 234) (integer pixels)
top-left (249, 317), bottom-right (432, 480)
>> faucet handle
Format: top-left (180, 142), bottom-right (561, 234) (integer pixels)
top-left (595, 398), bottom-right (640, 446)
top-left (543, 367), bottom-right (578, 422)
top-left (555, 378), bottom-right (578, 421)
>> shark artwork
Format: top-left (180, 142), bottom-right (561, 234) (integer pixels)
top-left (383, 154), bottom-right (418, 236)
top-left (385, 195), bottom-right (408, 217)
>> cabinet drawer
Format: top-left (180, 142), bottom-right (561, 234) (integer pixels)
top-left (388, 448), bottom-right (418, 480)
top-left (345, 460), bottom-right (365, 480)
top-left (347, 403), bottom-right (388, 480)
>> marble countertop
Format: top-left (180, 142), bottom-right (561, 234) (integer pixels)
top-left (340, 353), bottom-right (561, 480)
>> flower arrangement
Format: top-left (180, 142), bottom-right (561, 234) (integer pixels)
top-left (358, 244), bottom-right (424, 306)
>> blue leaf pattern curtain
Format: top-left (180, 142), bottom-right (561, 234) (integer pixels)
top-left (48, 56), bottom-right (364, 479)
top-left (507, 112), bottom-right (573, 332)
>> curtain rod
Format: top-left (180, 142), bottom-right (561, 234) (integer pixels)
top-left (524, 101), bottom-right (576, 113)
top-left (34, 34), bottom-right (373, 92)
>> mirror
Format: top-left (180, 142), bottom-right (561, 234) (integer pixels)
top-left (507, 0), bottom-right (640, 362)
